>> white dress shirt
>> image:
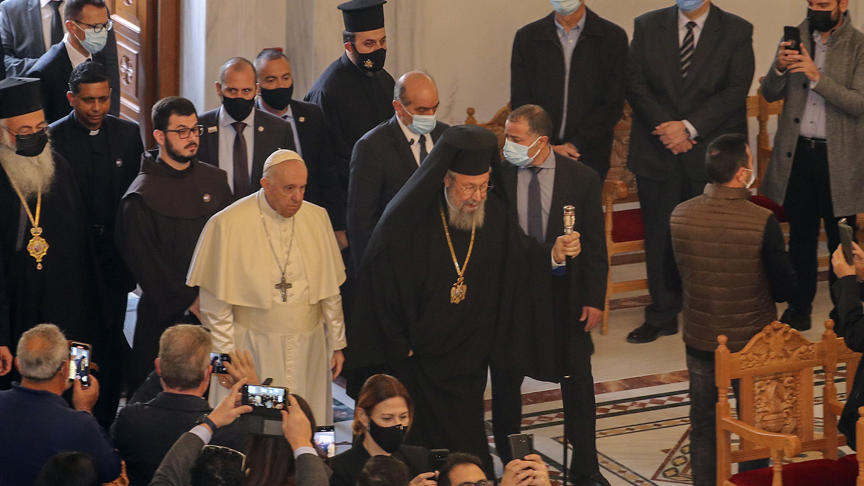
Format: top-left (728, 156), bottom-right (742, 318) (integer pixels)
top-left (41, 0), bottom-right (65, 51)
top-left (217, 106), bottom-right (256, 189)
top-left (396, 114), bottom-right (434, 166)
top-left (62, 33), bottom-right (90, 68)
top-left (677, 8), bottom-right (710, 140)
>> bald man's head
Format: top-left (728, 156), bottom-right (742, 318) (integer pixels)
top-left (393, 71), bottom-right (440, 131)
top-left (219, 57), bottom-right (256, 85)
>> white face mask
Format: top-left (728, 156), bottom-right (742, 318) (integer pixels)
top-left (743, 166), bottom-right (756, 188)
top-left (550, 0), bottom-right (582, 16)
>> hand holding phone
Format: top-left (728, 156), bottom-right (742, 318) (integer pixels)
top-left (508, 434), bottom-right (534, 462)
top-left (69, 342), bottom-right (91, 388)
top-left (314, 425), bottom-right (336, 457)
top-left (839, 218), bottom-right (855, 265)
top-left (783, 26), bottom-right (802, 52)
top-left (210, 352), bottom-right (231, 374)
top-left (242, 384), bottom-right (289, 418)
top-left (777, 26), bottom-right (802, 72)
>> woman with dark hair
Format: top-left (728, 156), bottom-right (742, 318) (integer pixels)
top-left (245, 394), bottom-right (329, 486)
top-left (35, 452), bottom-right (101, 486)
top-left (329, 375), bottom-right (433, 486)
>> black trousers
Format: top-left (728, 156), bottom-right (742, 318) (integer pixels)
top-left (636, 169), bottom-right (706, 329)
top-left (490, 360), bottom-right (598, 478)
top-left (784, 137), bottom-right (858, 315)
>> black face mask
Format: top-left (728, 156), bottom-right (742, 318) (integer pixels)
top-left (16, 131), bottom-right (49, 157)
top-left (367, 418), bottom-right (405, 453)
top-left (808, 7), bottom-right (841, 33)
top-left (222, 96), bottom-right (255, 122)
top-left (260, 86), bottom-right (293, 112)
top-left (353, 47), bottom-right (387, 74)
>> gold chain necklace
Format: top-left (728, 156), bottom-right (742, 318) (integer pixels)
top-left (439, 202), bottom-right (475, 304)
top-left (8, 178), bottom-right (48, 270)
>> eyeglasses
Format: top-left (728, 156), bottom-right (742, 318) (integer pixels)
top-left (1, 124), bottom-right (48, 139)
top-left (453, 181), bottom-right (493, 197)
top-left (73, 19), bottom-right (114, 33)
top-left (201, 445), bottom-right (246, 471)
top-left (456, 481), bottom-right (494, 486)
top-left (163, 125), bottom-right (204, 139)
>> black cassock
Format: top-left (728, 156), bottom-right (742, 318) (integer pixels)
top-left (115, 152), bottom-right (232, 392)
top-left (304, 53), bottom-right (395, 189)
top-left (0, 154), bottom-right (105, 385)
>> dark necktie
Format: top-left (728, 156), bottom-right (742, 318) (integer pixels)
top-left (681, 21), bottom-right (696, 80)
top-left (49, 1), bottom-right (64, 46)
top-left (527, 167), bottom-right (544, 242)
top-left (418, 134), bottom-right (428, 164)
top-left (231, 122), bottom-right (249, 196)
top-left (280, 115), bottom-right (298, 152)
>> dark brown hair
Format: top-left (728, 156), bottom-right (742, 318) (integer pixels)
top-left (352, 374), bottom-right (414, 437)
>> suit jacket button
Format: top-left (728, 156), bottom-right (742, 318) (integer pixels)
top-left (794, 118), bottom-right (800, 123)
top-left (116, 159), bottom-right (123, 167)
top-left (803, 83), bottom-right (809, 89)
top-left (787, 152), bottom-right (793, 158)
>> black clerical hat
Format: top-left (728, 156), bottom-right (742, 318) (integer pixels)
top-left (338, 0), bottom-right (386, 33)
top-left (0, 77), bottom-right (42, 119)
top-left (443, 126), bottom-right (498, 176)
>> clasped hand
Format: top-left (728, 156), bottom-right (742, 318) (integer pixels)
top-left (653, 121), bottom-right (694, 155)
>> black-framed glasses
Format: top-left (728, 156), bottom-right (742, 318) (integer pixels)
top-left (456, 481), bottom-right (494, 486)
top-left (454, 181), bottom-right (493, 197)
top-left (201, 445), bottom-right (246, 471)
top-left (73, 19), bottom-right (114, 33)
top-left (2, 124), bottom-right (48, 139)
top-left (163, 125), bottom-right (204, 139)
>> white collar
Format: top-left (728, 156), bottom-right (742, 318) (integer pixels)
top-left (219, 104), bottom-right (255, 128)
top-left (62, 33), bottom-right (91, 68)
top-left (678, 7), bottom-right (709, 31)
top-left (41, 0), bottom-right (60, 8)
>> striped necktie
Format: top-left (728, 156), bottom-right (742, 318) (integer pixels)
top-left (681, 21), bottom-right (697, 80)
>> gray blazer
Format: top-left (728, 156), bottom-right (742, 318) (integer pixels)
top-left (0, 0), bottom-right (121, 116)
top-left (761, 17), bottom-right (864, 217)
top-left (149, 432), bottom-right (332, 486)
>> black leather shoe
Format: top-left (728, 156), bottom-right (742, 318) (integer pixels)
top-left (626, 322), bottom-right (677, 344)
top-left (780, 307), bottom-right (811, 331)
top-left (568, 472), bottom-right (611, 486)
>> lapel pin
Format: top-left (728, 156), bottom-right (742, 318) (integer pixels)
top-left (203, 194), bottom-right (211, 203)
top-left (208, 126), bottom-right (218, 133)
top-left (115, 159), bottom-right (123, 167)
top-left (298, 117), bottom-right (305, 122)
top-left (258, 126), bottom-right (264, 132)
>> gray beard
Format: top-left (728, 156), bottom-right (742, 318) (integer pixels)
top-left (0, 141), bottom-right (55, 199)
top-left (445, 190), bottom-right (485, 231)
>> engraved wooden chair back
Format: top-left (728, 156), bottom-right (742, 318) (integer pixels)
top-left (716, 321), bottom-right (830, 485)
top-left (822, 319), bottom-right (864, 452)
top-left (755, 77), bottom-right (784, 191)
top-left (465, 104), bottom-right (511, 156)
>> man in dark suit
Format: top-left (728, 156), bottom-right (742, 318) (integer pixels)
top-left (347, 71), bottom-right (449, 267)
top-left (2, 0), bottom-right (120, 113)
top-left (49, 61), bottom-right (141, 428)
top-left (625, 0), bottom-right (754, 343)
top-left (111, 325), bottom-right (246, 486)
top-left (493, 105), bottom-right (608, 486)
top-left (253, 48), bottom-right (347, 248)
top-left (510, 1), bottom-right (627, 182)
top-left (196, 57), bottom-right (295, 199)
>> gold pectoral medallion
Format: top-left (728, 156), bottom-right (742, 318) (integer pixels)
top-left (27, 227), bottom-right (48, 270)
top-left (450, 277), bottom-right (467, 304)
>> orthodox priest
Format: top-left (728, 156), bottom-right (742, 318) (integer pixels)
top-left (304, 0), bottom-right (395, 191)
top-left (348, 125), bottom-right (581, 470)
top-left (187, 149), bottom-right (347, 423)
top-left (0, 78), bottom-right (105, 395)
top-left (115, 96), bottom-right (233, 393)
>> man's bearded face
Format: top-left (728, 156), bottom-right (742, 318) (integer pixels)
top-left (0, 114), bottom-right (55, 199)
top-left (444, 170), bottom-right (489, 231)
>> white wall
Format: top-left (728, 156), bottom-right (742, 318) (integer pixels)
top-left (181, 0), bottom-right (864, 124)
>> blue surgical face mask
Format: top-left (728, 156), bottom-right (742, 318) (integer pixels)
top-left (408, 113), bottom-right (436, 135)
top-left (78, 27), bottom-right (108, 54)
top-left (676, 0), bottom-right (704, 13)
top-left (504, 137), bottom-right (541, 167)
top-left (550, 0), bottom-right (581, 16)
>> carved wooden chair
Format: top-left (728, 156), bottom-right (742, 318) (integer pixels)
top-left (716, 321), bottom-right (862, 486)
top-left (601, 179), bottom-right (645, 335)
top-left (465, 104), bottom-right (511, 155)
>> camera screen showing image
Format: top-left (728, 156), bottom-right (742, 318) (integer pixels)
top-left (314, 426), bottom-right (336, 457)
top-left (69, 344), bottom-right (90, 387)
top-left (210, 353), bottom-right (231, 374)
top-left (243, 385), bottom-right (288, 416)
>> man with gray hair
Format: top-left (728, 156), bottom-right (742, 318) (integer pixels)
top-left (0, 77), bottom-right (110, 425)
top-left (0, 323), bottom-right (121, 485)
top-left (111, 324), bottom-right (249, 486)
top-left (347, 70), bottom-right (450, 267)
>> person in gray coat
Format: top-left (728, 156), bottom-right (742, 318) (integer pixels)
top-left (760, 0), bottom-right (864, 331)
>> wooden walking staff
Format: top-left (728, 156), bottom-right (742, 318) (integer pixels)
top-left (561, 205), bottom-right (575, 485)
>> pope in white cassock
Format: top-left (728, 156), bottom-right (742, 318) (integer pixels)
top-left (187, 149), bottom-right (347, 423)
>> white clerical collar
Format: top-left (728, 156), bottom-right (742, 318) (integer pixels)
top-left (219, 104), bottom-right (255, 128)
top-left (396, 113), bottom-right (421, 145)
top-left (62, 33), bottom-right (91, 68)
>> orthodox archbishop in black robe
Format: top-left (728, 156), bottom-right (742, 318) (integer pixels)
top-left (349, 126), bottom-right (562, 472)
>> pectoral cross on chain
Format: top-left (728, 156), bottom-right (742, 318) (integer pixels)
top-left (275, 277), bottom-right (292, 302)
